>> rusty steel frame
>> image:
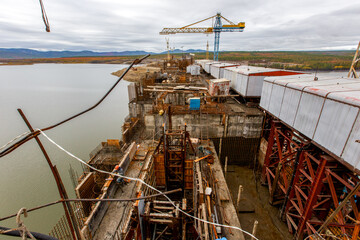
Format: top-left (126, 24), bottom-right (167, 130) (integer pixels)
top-left (261, 121), bottom-right (302, 204)
top-left (262, 119), bottom-right (360, 240)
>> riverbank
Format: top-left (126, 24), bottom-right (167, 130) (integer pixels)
top-left (0, 50), bottom-right (355, 71)
top-left (0, 56), bottom-right (159, 66)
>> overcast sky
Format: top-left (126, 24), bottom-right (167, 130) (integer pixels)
top-left (1, 0), bottom-right (359, 52)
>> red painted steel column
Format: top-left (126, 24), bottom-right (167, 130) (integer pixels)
top-left (283, 150), bottom-right (306, 219)
top-left (261, 120), bottom-right (277, 183)
top-left (295, 156), bottom-right (328, 240)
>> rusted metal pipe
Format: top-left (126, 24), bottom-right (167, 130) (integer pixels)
top-left (0, 188), bottom-right (182, 222)
top-left (0, 226), bottom-right (58, 240)
top-left (0, 54), bottom-right (150, 158)
top-left (318, 182), bottom-right (360, 234)
top-left (17, 109), bottom-right (80, 240)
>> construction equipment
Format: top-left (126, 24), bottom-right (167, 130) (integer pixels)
top-left (348, 41), bottom-right (360, 78)
top-left (193, 155), bottom-right (214, 164)
top-left (160, 13), bottom-right (245, 61)
top-left (206, 40), bottom-right (209, 60)
top-left (165, 37), bottom-right (174, 61)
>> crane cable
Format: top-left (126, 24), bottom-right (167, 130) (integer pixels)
top-left (39, 0), bottom-right (50, 32)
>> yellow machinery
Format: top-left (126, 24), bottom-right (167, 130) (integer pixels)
top-left (160, 13), bottom-right (245, 61)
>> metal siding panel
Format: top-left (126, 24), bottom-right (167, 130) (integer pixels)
top-left (233, 73), bottom-right (241, 93)
top-left (204, 63), bottom-right (211, 73)
top-left (293, 92), bottom-right (324, 139)
top-left (279, 88), bottom-right (302, 127)
top-left (219, 68), bottom-right (226, 78)
top-left (234, 73), bottom-right (240, 93)
top-left (215, 67), bottom-right (220, 78)
top-left (342, 113), bottom-right (360, 169)
top-left (230, 73), bottom-right (236, 89)
top-left (268, 84), bottom-right (285, 117)
top-left (210, 65), bottom-right (219, 78)
top-left (313, 99), bottom-right (359, 156)
top-left (210, 65), bottom-right (215, 77)
top-left (224, 68), bottom-right (231, 81)
top-left (240, 74), bottom-right (248, 96)
top-left (246, 76), bottom-right (265, 97)
top-left (260, 81), bottom-right (272, 110)
top-left (231, 70), bottom-right (237, 82)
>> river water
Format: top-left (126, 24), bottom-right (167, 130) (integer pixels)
top-left (0, 64), bottom-right (130, 237)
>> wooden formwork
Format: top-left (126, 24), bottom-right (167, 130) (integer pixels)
top-left (154, 154), bottom-right (166, 187)
top-left (184, 159), bottom-right (193, 189)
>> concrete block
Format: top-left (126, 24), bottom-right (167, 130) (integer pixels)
top-left (144, 115), bottom-right (155, 126)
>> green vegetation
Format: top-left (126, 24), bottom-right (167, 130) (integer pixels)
top-left (0, 51), bottom-right (355, 71)
top-left (194, 51), bottom-right (355, 71)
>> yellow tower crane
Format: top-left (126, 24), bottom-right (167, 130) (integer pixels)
top-left (206, 40), bottom-right (209, 60)
top-left (160, 13), bottom-right (245, 61)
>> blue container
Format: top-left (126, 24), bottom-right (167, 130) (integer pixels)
top-left (189, 97), bottom-right (200, 110)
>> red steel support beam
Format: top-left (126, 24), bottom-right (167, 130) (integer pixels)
top-left (261, 120), bottom-right (278, 183)
top-left (295, 157), bottom-right (327, 240)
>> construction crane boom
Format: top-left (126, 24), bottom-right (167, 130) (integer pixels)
top-left (160, 13), bottom-right (245, 60)
top-left (160, 28), bottom-right (213, 34)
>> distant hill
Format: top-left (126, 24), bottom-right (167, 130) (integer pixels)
top-left (0, 48), bottom-right (206, 59)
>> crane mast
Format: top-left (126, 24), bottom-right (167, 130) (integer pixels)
top-left (213, 14), bottom-right (222, 61)
top-left (160, 13), bottom-right (245, 61)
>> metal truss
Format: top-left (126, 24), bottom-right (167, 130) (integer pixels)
top-left (262, 119), bottom-right (360, 240)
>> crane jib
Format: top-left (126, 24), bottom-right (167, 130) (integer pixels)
top-left (159, 13), bottom-right (245, 61)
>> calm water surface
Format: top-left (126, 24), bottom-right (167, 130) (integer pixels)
top-left (0, 64), bottom-right (130, 237)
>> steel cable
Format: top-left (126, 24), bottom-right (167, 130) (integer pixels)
top-left (0, 55), bottom-right (150, 158)
top-left (37, 129), bottom-right (260, 240)
top-left (39, 0), bottom-right (50, 32)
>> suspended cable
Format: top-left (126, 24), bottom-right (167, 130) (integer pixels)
top-left (37, 129), bottom-right (260, 240)
top-left (39, 0), bottom-right (50, 32)
top-left (0, 189), bottom-right (181, 222)
top-left (0, 54), bottom-right (150, 158)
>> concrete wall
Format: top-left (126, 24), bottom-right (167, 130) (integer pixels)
top-left (143, 112), bottom-right (263, 140)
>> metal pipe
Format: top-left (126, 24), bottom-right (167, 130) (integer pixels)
top-left (0, 188), bottom-right (182, 222)
top-left (318, 182), bottom-right (360, 234)
top-left (0, 226), bottom-right (58, 240)
top-left (251, 220), bottom-right (259, 240)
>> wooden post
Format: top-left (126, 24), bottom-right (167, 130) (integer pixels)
top-left (224, 156), bottom-right (228, 178)
top-left (318, 182), bottom-right (360, 234)
top-left (237, 185), bottom-right (243, 209)
top-left (252, 220), bottom-right (259, 239)
top-left (348, 41), bottom-right (360, 78)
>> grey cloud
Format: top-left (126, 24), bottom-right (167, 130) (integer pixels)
top-left (0, 0), bottom-right (358, 52)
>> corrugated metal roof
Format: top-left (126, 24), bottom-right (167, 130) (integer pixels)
top-left (260, 72), bottom-right (360, 171)
top-left (225, 65), bottom-right (299, 75)
top-left (328, 90), bottom-right (360, 107)
top-left (211, 63), bottom-right (239, 68)
top-left (304, 82), bottom-right (360, 98)
top-left (286, 78), bottom-right (358, 90)
top-left (210, 78), bottom-right (230, 83)
top-left (265, 74), bottom-right (335, 84)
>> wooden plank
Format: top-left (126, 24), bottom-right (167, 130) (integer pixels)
top-left (149, 219), bottom-right (173, 224)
